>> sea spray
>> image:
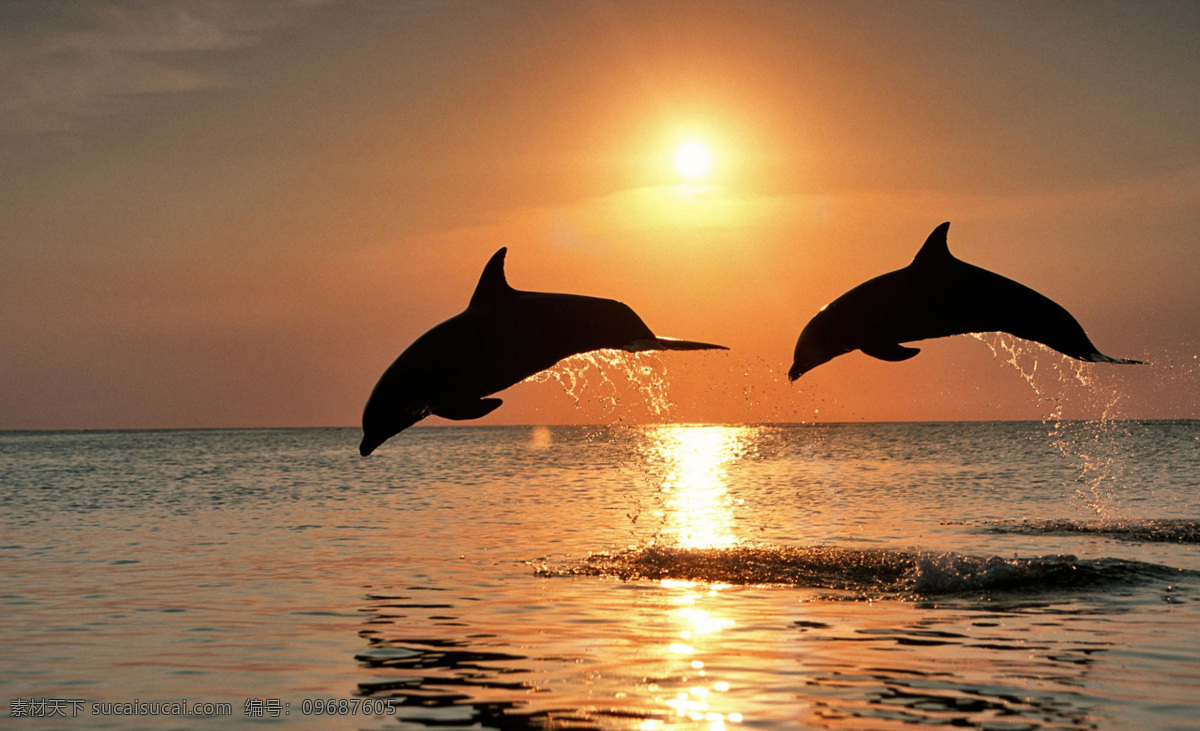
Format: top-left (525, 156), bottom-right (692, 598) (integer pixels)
top-left (522, 351), bottom-right (676, 536)
top-left (538, 543), bottom-right (1195, 597)
top-left (984, 517), bottom-right (1200, 544)
top-left (525, 349), bottom-right (675, 422)
top-left (524, 354), bottom-right (789, 543)
top-left (972, 333), bottom-right (1132, 516)
top-left (529, 348), bottom-right (814, 426)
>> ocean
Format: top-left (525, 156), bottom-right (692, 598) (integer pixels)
top-left (2, 421), bottom-right (1199, 730)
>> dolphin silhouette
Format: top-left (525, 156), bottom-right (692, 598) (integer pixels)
top-left (360, 248), bottom-right (727, 455)
top-left (788, 222), bottom-right (1141, 380)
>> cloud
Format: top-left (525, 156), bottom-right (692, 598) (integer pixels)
top-left (0, 0), bottom-right (327, 134)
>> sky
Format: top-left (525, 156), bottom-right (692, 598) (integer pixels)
top-left (2, 0), bottom-right (1198, 430)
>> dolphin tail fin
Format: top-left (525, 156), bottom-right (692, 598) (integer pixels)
top-left (1081, 352), bottom-right (1143, 365)
top-left (625, 337), bottom-right (728, 352)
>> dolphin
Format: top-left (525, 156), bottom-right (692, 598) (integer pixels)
top-left (360, 248), bottom-right (727, 455)
top-left (788, 222), bottom-right (1141, 380)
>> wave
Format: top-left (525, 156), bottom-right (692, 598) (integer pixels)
top-left (984, 518), bottom-right (1200, 544)
top-left (538, 544), bottom-right (1195, 596)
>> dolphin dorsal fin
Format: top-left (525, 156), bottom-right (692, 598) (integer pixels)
top-left (911, 222), bottom-right (954, 267)
top-left (469, 247), bottom-right (517, 308)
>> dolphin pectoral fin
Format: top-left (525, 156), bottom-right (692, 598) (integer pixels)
top-left (625, 337), bottom-right (729, 352)
top-left (861, 342), bottom-right (921, 362)
top-left (432, 398), bottom-right (504, 421)
top-left (1081, 352), bottom-right (1143, 365)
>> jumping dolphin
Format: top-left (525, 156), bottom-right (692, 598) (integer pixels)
top-left (360, 248), bottom-right (727, 455)
top-left (788, 222), bottom-right (1141, 380)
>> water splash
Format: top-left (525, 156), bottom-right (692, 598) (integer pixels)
top-left (984, 518), bottom-right (1200, 544)
top-left (971, 333), bottom-right (1132, 517)
top-left (524, 349), bottom-right (676, 422)
top-left (969, 332), bottom-right (1137, 419)
top-left (538, 543), bottom-right (1196, 597)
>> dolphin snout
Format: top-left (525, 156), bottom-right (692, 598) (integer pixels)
top-left (359, 436), bottom-right (382, 457)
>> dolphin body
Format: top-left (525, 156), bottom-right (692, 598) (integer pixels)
top-left (788, 222), bottom-right (1141, 380)
top-left (360, 248), bottom-right (727, 455)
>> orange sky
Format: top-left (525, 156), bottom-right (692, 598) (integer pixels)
top-left (1, 1), bottom-right (1198, 430)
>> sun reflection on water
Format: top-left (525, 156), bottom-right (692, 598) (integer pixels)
top-left (656, 580), bottom-right (743, 727)
top-left (645, 425), bottom-right (753, 549)
top-left (638, 426), bottom-right (759, 728)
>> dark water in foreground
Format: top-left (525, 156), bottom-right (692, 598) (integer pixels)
top-left (2, 422), bottom-right (1199, 730)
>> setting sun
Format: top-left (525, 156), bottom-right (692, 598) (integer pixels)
top-left (673, 139), bottom-right (713, 180)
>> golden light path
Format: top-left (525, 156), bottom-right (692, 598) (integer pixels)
top-left (648, 425), bottom-right (750, 550)
top-left (642, 425), bottom-right (755, 729)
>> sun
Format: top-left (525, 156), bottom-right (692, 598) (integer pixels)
top-left (673, 139), bottom-right (713, 181)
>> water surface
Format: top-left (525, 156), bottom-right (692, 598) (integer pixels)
top-left (2, 422), bottom-right (1198, 729)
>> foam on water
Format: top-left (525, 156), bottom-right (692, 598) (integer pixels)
top-left (540, 543), bottom-right (1197, 598)
top-left (985, 517), bottom-right (1200, 544)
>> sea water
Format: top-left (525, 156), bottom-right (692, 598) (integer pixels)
top-left (2, 422), bottom-right (1199, 730)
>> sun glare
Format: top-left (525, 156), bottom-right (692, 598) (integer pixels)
top-left (649, 425), bottom-right (749, 549)
top-left (673, 140), bottom-right (713, 181)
